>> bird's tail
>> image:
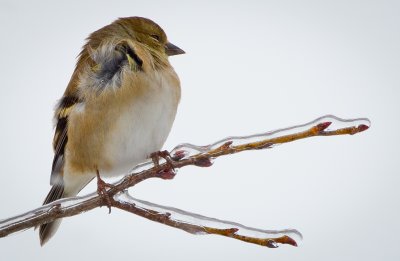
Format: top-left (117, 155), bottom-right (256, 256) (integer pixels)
top-left (38, 183), bottom-right (65, 246)
top-left (38, 175), bottom-right (94, 246)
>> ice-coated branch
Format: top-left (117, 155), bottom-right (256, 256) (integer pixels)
top-left (113, 191), bottom-right (302, 248)
top-left (0, 115), bottom-right (370, 248)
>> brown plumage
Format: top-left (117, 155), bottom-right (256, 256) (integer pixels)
top-left (39, 16), bottom-right (184, 245)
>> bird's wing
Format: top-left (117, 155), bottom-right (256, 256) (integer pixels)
top-left (50, 95), bottom-right (79, 185)
top-left (49, 41), bottom-right (144, 185)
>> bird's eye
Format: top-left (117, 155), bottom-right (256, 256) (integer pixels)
top-left (150, 34), bottom-right (160, 42)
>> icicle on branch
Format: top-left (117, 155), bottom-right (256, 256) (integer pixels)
top-left (0, 115), bottom-right (370, 248)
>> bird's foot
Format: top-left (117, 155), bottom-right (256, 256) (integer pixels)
top-left (150, 150), bottom-right (177, 180)
top-left (96, 170), bottom-right (114, 213)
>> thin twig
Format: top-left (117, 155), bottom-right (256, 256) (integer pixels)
top-left (112, 191), bottom-right (301, 248)
top-left (0, 115), bottom-right (370, 248)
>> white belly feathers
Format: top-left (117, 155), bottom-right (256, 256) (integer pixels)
top-left (102, 76), bottom-right (178, 177)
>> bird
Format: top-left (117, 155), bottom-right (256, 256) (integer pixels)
top-left (38, 16), bottom-right (184, 245)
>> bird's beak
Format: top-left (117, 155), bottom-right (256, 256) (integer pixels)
top-left (165, 42), bottom-right (185, 56)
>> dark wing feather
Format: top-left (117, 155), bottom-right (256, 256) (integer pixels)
top-left (50, 95), bottom-right (79, 185)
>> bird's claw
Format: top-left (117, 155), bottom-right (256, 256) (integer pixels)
top-left (96, 170), bottom-right (114, 213)
top-left (150, 150), bottom-right (177, 179)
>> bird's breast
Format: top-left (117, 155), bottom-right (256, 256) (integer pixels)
top-left (65, 69), bottom-right (180, 178)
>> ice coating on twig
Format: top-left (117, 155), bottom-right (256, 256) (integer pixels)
top-left (128, 115), bottom-right (370, 174)
top-left (115, 191), bottom-right (302, 247)
top-left (0, 192), bottom-right (98, 236)
top-left (171, 115), bottom-right (370, 156)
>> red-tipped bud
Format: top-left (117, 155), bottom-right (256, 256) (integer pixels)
top-left (317, 121), bottom-right (332, 131)
top-left (273, 235), bottom-right (298, 247)
top-left (172, 150), bottom-right (186, 161)
top-left (219, 141), bottom-right (233, 150)
top-left (283, 236), bottom-right (298, 247)
top-left (358, 124), bottom-right (370, 132)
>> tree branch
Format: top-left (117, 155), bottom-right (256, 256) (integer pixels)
top-left (112, 192), bottom-right (301, 248)
top-left (0, 115), bottom-right (370, 248)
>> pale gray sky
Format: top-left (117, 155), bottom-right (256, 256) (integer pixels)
top-left (1, 0), bottom-right (399, 260)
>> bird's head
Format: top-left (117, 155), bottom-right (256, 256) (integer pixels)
top-left (117, 17), bottom-right (185, 57)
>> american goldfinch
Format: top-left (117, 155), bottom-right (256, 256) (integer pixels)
top-left (39, 16), bottom-right (184, 245)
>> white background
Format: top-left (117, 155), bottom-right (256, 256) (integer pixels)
top-left (1, 0), bottom-right (399, 260)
